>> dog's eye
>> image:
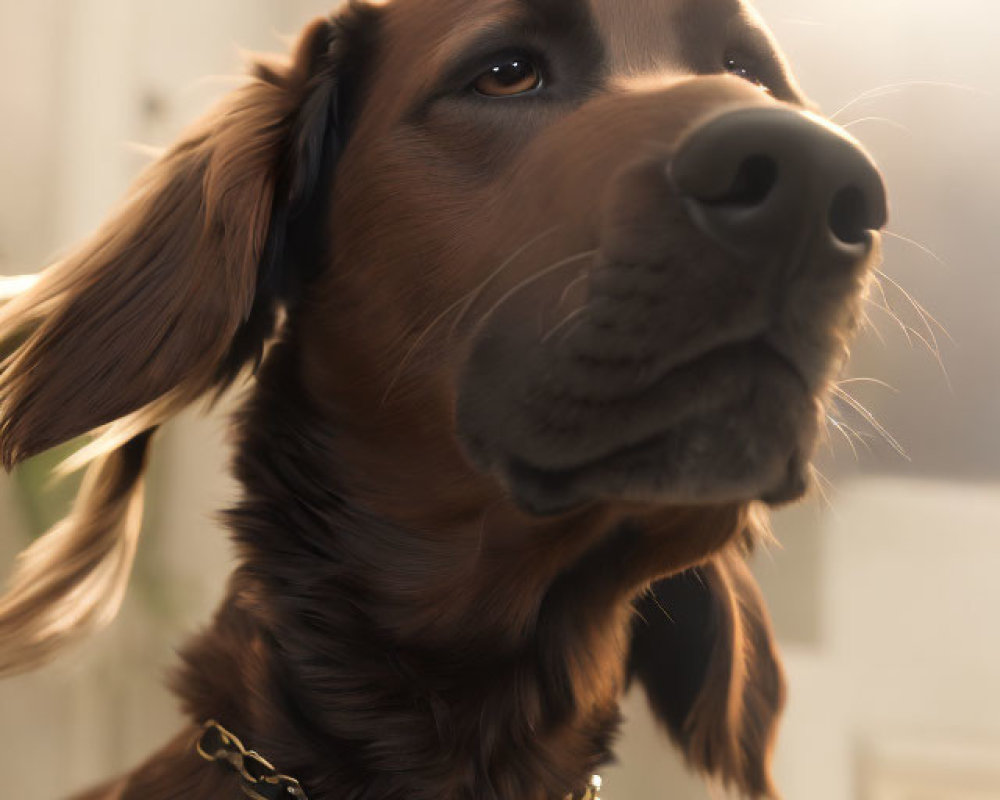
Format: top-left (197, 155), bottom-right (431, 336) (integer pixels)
top-left (724, 55), bottom-right (770, 92)
top-left (474, 57), bottom-right (542, 97)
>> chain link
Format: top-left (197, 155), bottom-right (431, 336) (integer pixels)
top-left (197, 720), bottom-right (309, 800)
top-left (198, 719), bottom-right (603, 800)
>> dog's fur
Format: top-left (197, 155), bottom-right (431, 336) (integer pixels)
top-left (0, 1), bottom-right (886, 798)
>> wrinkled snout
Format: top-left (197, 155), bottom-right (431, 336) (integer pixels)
top-left (671, 107), bottom-right (888, 258)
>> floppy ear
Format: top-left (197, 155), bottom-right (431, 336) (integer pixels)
top-left (628, 541), bottom-right (786, 798)
top-left (0, 14), bottom-right (354, 676)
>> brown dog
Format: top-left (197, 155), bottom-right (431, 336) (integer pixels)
top-left (0, 0), bottom-right (886, 798)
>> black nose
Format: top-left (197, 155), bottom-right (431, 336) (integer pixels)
top-left (670, 107), bottom-right (888, 257)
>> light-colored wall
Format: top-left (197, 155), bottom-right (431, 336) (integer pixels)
top-left (0, 0), bottom-right (63, 269)
top-left (1, 1), bottom-right (998, 798)
top-left (607, 480), bottom-right (1000, 800)
top-left (777, 479), bottom-right (1000, 800)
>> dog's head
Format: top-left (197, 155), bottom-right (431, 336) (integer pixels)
top-left (300, 0), bottom-right (885, 522)
top-left (0, 1), bottom-right (886, 797)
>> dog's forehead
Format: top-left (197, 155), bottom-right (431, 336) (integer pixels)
top-left (368, 0), bottom-right (754, 73)
top-left (586, 0), bottom-right (747, 72)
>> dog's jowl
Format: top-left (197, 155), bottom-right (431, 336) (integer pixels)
top-left (0, 1), bottom-right (886, 798)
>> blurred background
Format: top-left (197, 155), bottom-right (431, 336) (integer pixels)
top-left (1, 0), bottom-right (998, 797)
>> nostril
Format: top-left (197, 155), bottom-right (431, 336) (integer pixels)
top-left (828, 185), bottom-right (871, 245)
top-left (703, 155), bottom-right (779, 208)
top-left (673, 108), bottom-right (888, 253)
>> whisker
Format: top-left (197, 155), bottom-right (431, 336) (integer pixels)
top-left (556, 272), bottom-right (590, 311)
top-left (830, 80), bottom-right (988, 122)
top-left (864, 294), bottom-right (914, 349)
top-left (875, 267), bottom-right (953, 343)
top-left (380, 228), bottom-right (563, 406)
top-left (449, 225), bottom-right (563, 336)
top-left (882, 229), bottom-right (950, 272)
top-left (858, 306), bottom-right (888, 347)
top-left (810, 466), bottom-right (835, 511)
top-left (840, 116), bottom-right (913, 136)
top-left (542, 306), bottom-right (588, 344)
top-left (874, 269), bottom-right (954, 388)
top-left (830, 385), bottom-right (910, 461)
top-left (836, 377), bottom-right (899, 394)
top-left (835, 415), bottom-right (876, 453)
top-left (473, 250), bottom-right (599, 333)
top-left (867, 273), bottom-right (936, 357)
top-left (380, 294), bottom-right (470, 407)
top-left (870, 305), bottom-right (953, 390)
top-left (875, 306), bottom-right (944, 364)
top-left (827, 416), bottom-right (860, 461)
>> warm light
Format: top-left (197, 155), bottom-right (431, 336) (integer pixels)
top-left (0, 275), bottom-right (39, 301)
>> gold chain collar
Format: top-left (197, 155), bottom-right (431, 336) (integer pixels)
top-left (197, 720), bottom-right (308, 800)
top-left (197, 720), bottom-right (603, 800)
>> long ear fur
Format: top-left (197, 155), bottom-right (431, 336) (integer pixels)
top-left (0, 432), bottom-right (152, 674)
top-left (629, 539), bottom-right (786, 798)
top-left (0, 15), bottom-right (348, 676)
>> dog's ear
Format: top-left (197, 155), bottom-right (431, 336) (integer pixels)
top-left (0, 13), bottom-right (360, 676)
top-left (628, 541), bottom-right (786, 798)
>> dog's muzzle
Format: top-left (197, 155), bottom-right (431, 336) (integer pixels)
top-left (457, 98), bottom-right (888, 516)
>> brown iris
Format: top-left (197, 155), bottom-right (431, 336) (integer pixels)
top-left (474, 58), bottom-right (541, 97)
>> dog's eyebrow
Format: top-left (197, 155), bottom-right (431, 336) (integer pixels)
top-left (431, 11), bottom-right (529, 73)
top-left (429, 0), bottom-right (595, 78)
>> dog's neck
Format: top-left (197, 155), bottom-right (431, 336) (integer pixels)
top-left (170, 343), bottom-right (740, 800)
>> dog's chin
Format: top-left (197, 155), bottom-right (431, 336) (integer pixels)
top-left (462, 364), bottom-right (823, 516)
top-left (498, 416), bottom-right (815, 517)
top-left (459, 339), bottom-right (824, 517)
